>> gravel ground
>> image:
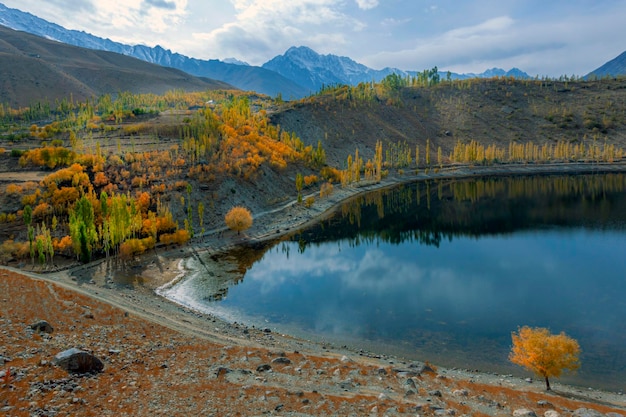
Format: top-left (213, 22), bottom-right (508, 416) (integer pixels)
top-left (3, 164), bottom-right (626, 417)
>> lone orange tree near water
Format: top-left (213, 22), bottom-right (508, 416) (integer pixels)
top-left (225, 206), bottom-right (253, 235)
top-left (509, 326), bottom-right (581, 390)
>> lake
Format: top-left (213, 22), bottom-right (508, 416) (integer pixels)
top-left (162, 173), bottom-right (626, 391)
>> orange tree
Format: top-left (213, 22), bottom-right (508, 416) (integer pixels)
top-left (224, 206), bottom-right (253, 235)
top-left (509, 326), bottom-right (580, 390)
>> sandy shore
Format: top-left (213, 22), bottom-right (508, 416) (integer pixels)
top-left (4, 162), bottom-right (626, 416)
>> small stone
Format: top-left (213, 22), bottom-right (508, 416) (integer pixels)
top-left (513, 409), bottom-right (537, 417)
top-left (256, 364), bottom-right (271, 372)
top-left (428, 390), bottom-right (442, 397)
top-left (271, 357), bottom-right (291, 365)
top-left (338, 380), bottom-right (353, 390)
top-left (572, 409), bottom-right (606, 417)
top-left (215, 367), bottom-right (231, 377)
top-left (30, 320), bottom-right (54, 333)
top-left (453, 389), bottom-right (468, 396)
top-left (544, 411), bottom-right (560, 417)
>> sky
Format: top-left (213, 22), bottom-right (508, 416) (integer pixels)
top-left (3, 0), bottom-right (625, 76)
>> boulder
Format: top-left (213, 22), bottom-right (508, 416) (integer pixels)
top-left (30, 320), bottom-right (53, 333)
top-left (53, 348), bottom-right (104, 374)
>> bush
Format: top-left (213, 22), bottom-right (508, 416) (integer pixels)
top-left (224, 206), bottom-right (253, 235)
top-left (159, 229), bottom-right (190, 246)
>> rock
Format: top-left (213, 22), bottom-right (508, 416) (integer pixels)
top-left (501, 105), bottom-right (515, 115)
top-left (405, 377), bottom-right (417, 389)
top-left (513, 409), bottom-right (537, 417)
top-left (606, 413), bottom-right (625, 417)
top-left (338, 380), bottom-right (353, 390)
top-left (30, 320), bottom-right (54, 333)
top-left (407, 361), bottom-right (435, 375)
top-left (271, 357), bottom-right (291, 365)
top-left (53, 348), bottom-right (103, 374)
top-left (573, 409), bottom-right (606, 417)
top-left (453, 389), bottom-right (468, 396)
top-left (393, 368), bottom-right (421, 377)
top-left (215, 367), bottom-right (231, 377)
top-left (544, 411), bottom-right (561, 417)
top-left (428, 389), bottom-right (442, 397)
top-left (537, 400), bottom-right (552, 407)
top-left (256, 364), bottom-right (271, 372)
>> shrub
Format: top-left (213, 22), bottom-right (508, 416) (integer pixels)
top-left (224, 206), bottom-right (253, 235)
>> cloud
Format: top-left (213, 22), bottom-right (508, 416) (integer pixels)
top-left (191, 0), bottom-right (366, 63)
top-left (144, 0), bottom-right (177, 10)
top-left (363, 7), bottom-right (626, 76)
top-left (381, 17), bottom-right (412, 27)
top-left (355, 0), bottom-right (379, 10)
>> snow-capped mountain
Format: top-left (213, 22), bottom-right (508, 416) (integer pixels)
top-left (262, 46), bottom-right (402, 93)
top-left (262, 46), bottom-right (531, 94)
top-left (0, 2), bottom-right (533, 100)
top-left (0, 2), bottom-right (308, 99)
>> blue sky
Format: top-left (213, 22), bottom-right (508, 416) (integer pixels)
top-left (3, 0), bottom-right (625, 76)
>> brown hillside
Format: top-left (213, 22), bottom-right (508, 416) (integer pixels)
top-left (271, 78), bottom-right (626, 166)
top-left (0, 26), bottom-right (234, 107)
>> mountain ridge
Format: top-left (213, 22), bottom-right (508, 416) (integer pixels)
top-left (262, 46), bottom-right (532, 94)
top-left (0, 25), bottom-right (232, 107)
top-left (0, 2), bottom-right (309, 99)
top-left (586, 50), bottom-right (626, 78)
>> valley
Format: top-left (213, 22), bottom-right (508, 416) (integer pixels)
top-left (0, 5), bottom-right (626, 414)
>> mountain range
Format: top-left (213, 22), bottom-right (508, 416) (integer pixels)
top-left (0, 2), bottom-right (624, 101)
top-left (0, 25), bottom-right (231, 108)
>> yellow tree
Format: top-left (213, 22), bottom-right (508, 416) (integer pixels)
top-left (509, 326), bottom-right (580, 390)
top-left (225, 206), bottom-right (253, 235)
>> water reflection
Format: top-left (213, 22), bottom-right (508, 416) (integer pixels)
top-left (166, 174), bottom-right (626, 390)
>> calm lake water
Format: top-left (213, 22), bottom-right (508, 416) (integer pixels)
top-left (163, 174), bottom-right (626, 391)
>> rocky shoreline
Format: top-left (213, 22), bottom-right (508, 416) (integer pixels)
top-left (3, 162), bottom-right (626, 416)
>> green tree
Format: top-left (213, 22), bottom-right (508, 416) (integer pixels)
top-left (198, 202), bottom-right (205, 233)
top-left (69, 195), bottom-right (97, 263)
top-left (296, 173), bottom-right (304, 203)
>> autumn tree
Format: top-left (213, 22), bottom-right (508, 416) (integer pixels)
top-left (295, 173), bottom-right (304, 203)
top-left (509, 326), bottom-right (580, 390)
top-left (225, 206), bottom-right (253, 235)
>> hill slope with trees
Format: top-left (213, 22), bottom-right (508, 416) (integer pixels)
top-left (0, 75), bottom-right (625, 268)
